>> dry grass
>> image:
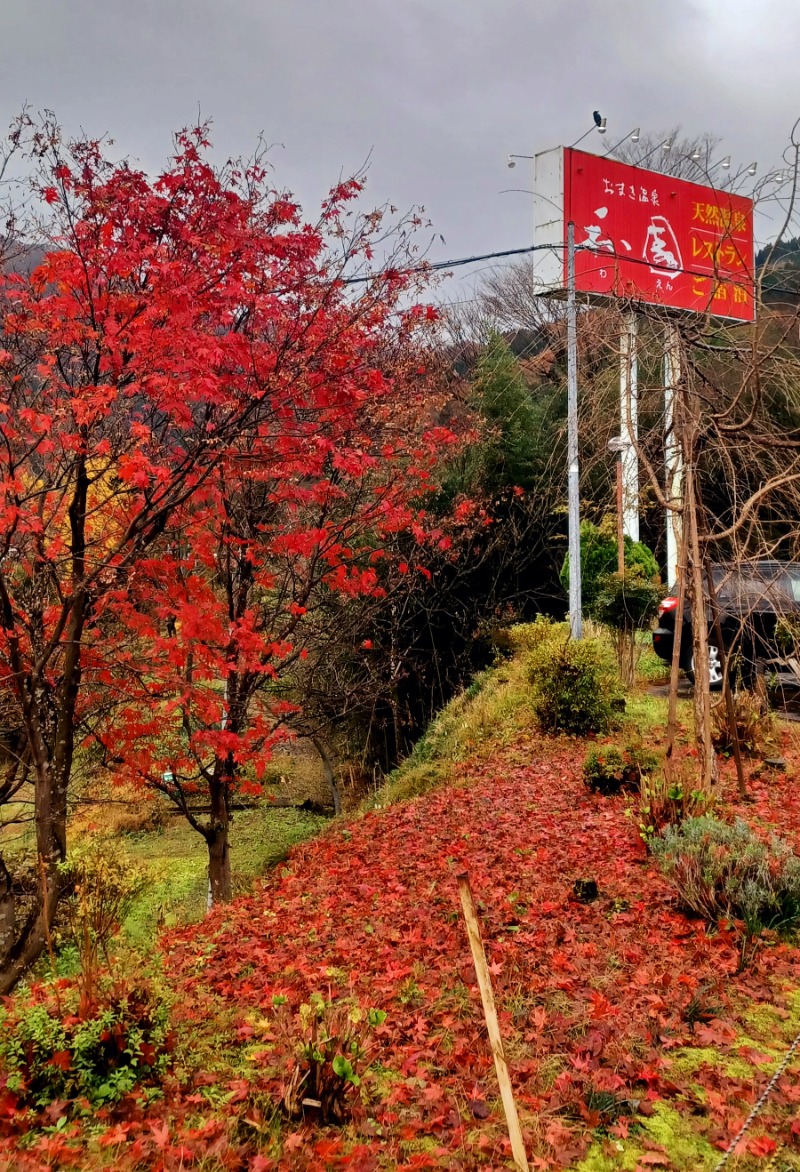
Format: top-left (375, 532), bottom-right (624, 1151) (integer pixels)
top-left (711, 689), bottom-right (777, 758)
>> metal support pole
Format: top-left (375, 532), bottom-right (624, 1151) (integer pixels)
top-left (566, 221), bottom-right (582, 639)
top-left (620, 312), bottom-right (639, 541)
top-left (664, 323), bottom-right (683, 587)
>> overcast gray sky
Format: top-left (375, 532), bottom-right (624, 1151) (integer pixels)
top-left (3, 0), bottom-right (800, 285)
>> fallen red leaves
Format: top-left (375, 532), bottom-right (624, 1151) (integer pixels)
top-left (6, 733), bottom-right (800, 1169)
top-left (162, 736), bottom-right (800, 1168)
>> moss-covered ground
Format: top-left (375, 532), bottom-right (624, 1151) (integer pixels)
top-left (122, 804), bottom-right (328, 943)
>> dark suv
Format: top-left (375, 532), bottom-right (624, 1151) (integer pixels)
top-left (652, 560), bottom-right (800, 689)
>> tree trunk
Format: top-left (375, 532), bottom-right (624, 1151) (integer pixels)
top-left (684, 425), bottom-right (718, 790)
top-left (0, 848), bottom-right (61, 995)
top-left (311, 734), bottom-right (342, 816)
top-left (0, 859), bottom-right (16, 976)
top-left (206, 770), bottom-right (232, 905)
top-left (0, 601), bottom-right (88, 988)
top-left (706, 562), bottom-right (746, 800)
top-left (207, 825), bottom-right (232, 904)
top-left (0, 469), bottom-right (90, 991)
top-left (664, 426), bottom-right (690, 789)
top-left (0, 733), bottom-right (71, 993)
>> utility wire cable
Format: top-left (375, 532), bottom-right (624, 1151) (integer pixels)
top-left (339, 244), bottom-right (543, 284)
top-left (713, 1025), bottom-right (800, 1171)
top-left (339, 242), bottom-right (800, 302)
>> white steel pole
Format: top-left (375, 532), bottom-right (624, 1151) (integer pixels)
top-left (620, 312), bottom-right (639, 543)
top-left (664, 323), bottom-right (683, 587)
top-left (566, 221), bottom-right (582, 639)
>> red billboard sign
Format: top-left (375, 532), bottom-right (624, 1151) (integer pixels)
top-left (534, 147), bottom-right (755, 321)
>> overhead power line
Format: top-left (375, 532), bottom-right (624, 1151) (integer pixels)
top-left (340, 244), bottom-right (542, 284)
top-left (340, 241), bottom-right (800, 302)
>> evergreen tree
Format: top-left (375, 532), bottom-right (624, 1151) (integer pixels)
top-left (469, 334), bottom-right (541, 494)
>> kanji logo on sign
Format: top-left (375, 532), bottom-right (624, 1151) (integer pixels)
top-left (533, 147), bottom-right (755, 321)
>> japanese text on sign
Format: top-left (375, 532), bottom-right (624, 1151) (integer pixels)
top-left (561, 148), bottom-right (754, 320)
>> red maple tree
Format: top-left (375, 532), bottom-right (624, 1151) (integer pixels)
top-left (0, 115), bottom-right (453, 984)
top-left (96, 323), bottom-right (454, 902)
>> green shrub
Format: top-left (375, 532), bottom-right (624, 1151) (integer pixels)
top-left (589, 567), bottom-right (661, 633)
top-left (587, 555), bottom-right (661, 689)
top-left (58, 838), bottom-right (149, 1017)
top-left (583, 742), bottom-right (657, 794)
top-left (0, 974), bottom-right (172, 1109)
top-left (652, 817), bottom-right (800, 958)
top-left (527, 624), bottom-right (622, 735)
top-left (560, 516), bottom-right (659, 609)
top-left (636, 770), bottom-right (713, 843)
top-left (504, 614), bottom-right (565, 655)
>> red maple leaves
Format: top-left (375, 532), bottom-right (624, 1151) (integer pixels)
top-left (3, 725), bottom-right (799, 1168)
top-left (0, 115), bottom-right (458, 924)
top-left (150, 741), bottom-right (800, 1168)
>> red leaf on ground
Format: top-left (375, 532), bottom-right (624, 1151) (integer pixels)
top-left (748, 1135), bottom-right (778, 1157)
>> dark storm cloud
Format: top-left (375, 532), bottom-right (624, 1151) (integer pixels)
top-left (2, 0), bottom-right (800, 271)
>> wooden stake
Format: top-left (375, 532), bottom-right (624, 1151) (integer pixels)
top-left (456, 871), bottom-right (529, 1172)
top-left (615, 456), bottom-right (625, 576)
top-left (684, 383), bottom-right (718, 790)
top-left (705, 562), bottom-right (746, 800)
top-left (664, 501), bottom-right (690, 787)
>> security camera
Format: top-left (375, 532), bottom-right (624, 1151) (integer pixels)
top-left (507, 156), bottom-right (516, 169)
